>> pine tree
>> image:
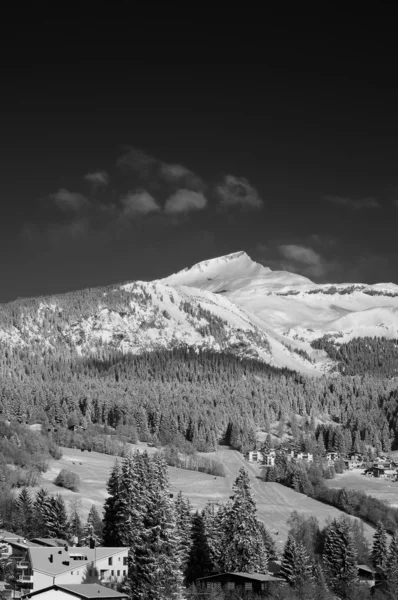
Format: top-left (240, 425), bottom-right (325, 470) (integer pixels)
top-left (201, 502), bottom-right (224, 572)
top-left (220, 468), bottom-right (268, 573)
top-left (186, 511), bottom-right (213, 584)
top-left (386, 532), bottom-right (398, 596)
top-left (12, 488), bottom-right (34, 538)
top-left (258, 522), bottom-right (279, 560)
top-left (280, 534), bottom-right (313, 589)
top-left (102, 460), bottom-right (124, 546)
top-left (51, 495), bottom-right (70, 540)
top-left (323, 517), bottom-right (358, 598)
top-left (174, 491), bottom-right (193, 581)
top-left (82, 505), bottom-right (103, 546)
top-left (33, 488), bottom-right (50, 537)
top-left (69, 500), bottom-right (83, 544)
top-left (371, 521), bottom-right (388, 572)
top-left (128, 453), bottom-right (183, 600)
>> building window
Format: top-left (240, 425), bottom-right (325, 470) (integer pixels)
top-left (123, 557), bottom-right (128, 566)
top-left (108, 557), bottom-right (113, 566)
top-left (123, 570), bottom-right (126, 576)
top-left (71, 571), bottom-right (74, 575)
top-left (111, 570), bottom-right (114, 576)
top-left (227, 582), bottom-right (235, 590)
top-left (118, 557), bottom-right (121, 561)
top-left (117, 570), bottom-right (120, 576)
top-left (244, 582), bottom-right (253, 591)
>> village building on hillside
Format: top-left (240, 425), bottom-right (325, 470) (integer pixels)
top-left (196, 572), bottom-right (283, 596)
top-left (358, 564), bottom-right (383, 588)
top-left (5, 544), bottom-right (128, 596)
top-left (21, 583), bottom-right (128, 599)
top-left (247, 450), bottom-right (264, 463)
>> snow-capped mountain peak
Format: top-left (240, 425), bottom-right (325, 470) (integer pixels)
top-left (159, 251), bottom-right (313, 293)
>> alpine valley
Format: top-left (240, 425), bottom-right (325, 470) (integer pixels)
top-left (2, 251), bottom-right (398, 376)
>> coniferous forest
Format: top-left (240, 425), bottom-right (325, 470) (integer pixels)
top-left (1, 347), bottom-right (398, 454)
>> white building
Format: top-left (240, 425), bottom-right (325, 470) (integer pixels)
top-left (21, 583), bottom-right (128, 599)
top-left (248, 451), bottom-right (264, 463)
top-left (14, 545), bottom-right (128, 596)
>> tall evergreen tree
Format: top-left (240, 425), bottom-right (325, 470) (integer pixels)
top-left (323, 517), bottom-right (358, 598)
top-left (371, 521), bottom-right (388, 572)
top-left (280, 534), bottom-right (313, 589)
top-left (12, 488), bottom-right (34, 538)
top-left (102, 460), bottom-right (124, 546)
top-left (128, 453), bottom-right (183, 600)
top-left (186, 511), bottom-right (213, 584)
top-left (82, 505), bottom-right (103, 546)
top-left (69, 500), bottom-right (83, 544)
top-left (386, 532), bottom-right (398, 596)
top-left (174, 491), bottom-right (193, 581)
top-left (220, 468), bottom-right (268, 573)
top-left (201, 502), bottom-right (224, 573)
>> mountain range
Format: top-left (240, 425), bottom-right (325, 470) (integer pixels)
top-left (1, 251), bottom-right (398, 375)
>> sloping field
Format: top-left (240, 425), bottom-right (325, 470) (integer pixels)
top-left (324, 469), bottom-right (398, 507)
top-left (35, 445), bottom-right (377, 551)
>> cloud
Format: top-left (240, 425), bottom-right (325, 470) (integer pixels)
top-left (116, 147), bottom-right (158, 176)
top-left (116, 146), bottom-right (205, 192)
top-left (323, 195), bottom-right (380, 209)
top-left (121, 190), bottom-right (161, 215)
top-left (84, 171), bottom-right (109, 186)
top-left (164, 189), bottom-right (207, 214)
top-left (51, 188), bottom-right (90, 211)
top-left (159, 163), bottom-right (205, 191)
top-left (277, 244), bottom-right (327, 277)
top-left (215, 175), bottom-right (263, 209)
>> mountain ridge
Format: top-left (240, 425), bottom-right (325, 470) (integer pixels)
top-left (1, 251), bottom-right (398, 375)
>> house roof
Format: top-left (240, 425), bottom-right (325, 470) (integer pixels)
top-left (31, 537), bottom-right (69, 547)
top-left (0, 529), bottom-right (21, 541)
top-left (27, 546), bottom-right (128, 576)
top-left (22, 583), bottom-right (128, 599)
top-left (198, 572), bottom-right (282, 582)
top-left (358, 564), bottom-right (377, 574)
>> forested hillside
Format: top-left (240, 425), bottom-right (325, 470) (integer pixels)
top-left (311, 336), bottom-right (398, 376)
top-left (1, 345), bottom-right (398, 452)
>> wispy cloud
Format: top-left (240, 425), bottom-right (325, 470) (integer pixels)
top-left (277, 243), bottom-right (327, 278)
top-left (116, 147), bottom-right (158, 176)
top-left (159, 163), bottom-right (205, 191)
top-left (84, 171), bottom-right (109, 187)
top-left (116, 146), bottom-right (205, 191)
top-left (215, 175), bottom-right (263, 209)
top-left (51, 189), bottom-right (90, 211)
top-left (121, 190), bottom-right (161, 215)
top-left (164, 190), bottom-right (207, 214)
top-left (323, 195), bottom-right (380, 209)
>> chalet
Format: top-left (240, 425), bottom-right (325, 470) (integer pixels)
top-left (289, 451), bottom-right (313, 463)
top-left (373, 466), bottom-right (386, 478)
top-left (21, 583), bottom-right (128, 599)
top-left (197, 572), bottom-right (283, 596)
top-left (10, 545), bottom-right (128, 595)
top-left (262, 451), bottom-right (276, 466)
top-left (325, 451), bottom-right (339, 464)
top-left (248, 451), bottom-right (264, 463)
top-left (358, 564), bottom-right (382, 588)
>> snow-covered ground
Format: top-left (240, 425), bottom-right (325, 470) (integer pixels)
top-left (1, 251), bottom-right (398, 375)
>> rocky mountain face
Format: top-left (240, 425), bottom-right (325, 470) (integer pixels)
top-left (1, 251), bottom-right (398, 375)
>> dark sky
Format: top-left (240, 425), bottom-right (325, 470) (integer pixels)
top-left (1, 7), bottom-right (398, 303)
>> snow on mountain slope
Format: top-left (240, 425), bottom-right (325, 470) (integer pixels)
top-left (160, 252), bottom-right (398, 369)
top-left (2, 251), bottom-right (398, 375)
top-left (161, 251), bottom-right (313, 293)
top-left (0, 280), bottom-right (274, 365)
